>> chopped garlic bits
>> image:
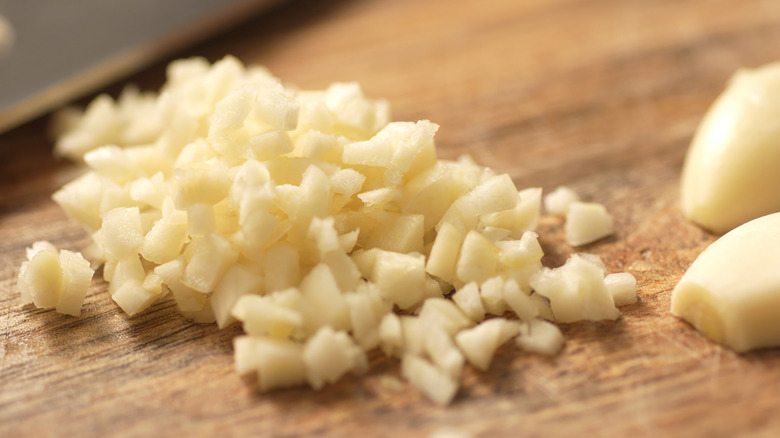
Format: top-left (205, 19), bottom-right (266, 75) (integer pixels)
top-left (543, 186), bottom-right (614, 246)
top-left (543, 186), bottom-right (579, 216)
top-left (17, 241), bottom-right (94, 316)
top-left (681, 61), bottom-right (780, 234)
top-left (672, 212), bottom-right (780, 352)
top-left (32, 56), bottom-right (636, 405)
top-left (565, 202), bottom-right (614, 246)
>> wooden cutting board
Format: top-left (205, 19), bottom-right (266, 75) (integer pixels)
top-left (3, 0), bottom-right (780, 436)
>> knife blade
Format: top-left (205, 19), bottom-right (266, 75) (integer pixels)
top-left (0, 0), bottom-right (281, 134)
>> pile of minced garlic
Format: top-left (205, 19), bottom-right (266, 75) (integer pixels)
top-left (17, 56), bottom-right (636, 405)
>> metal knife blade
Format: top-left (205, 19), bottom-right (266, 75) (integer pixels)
top-left (0, 0), bottom-right (280, 133)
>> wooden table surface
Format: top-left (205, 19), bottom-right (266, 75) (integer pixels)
top-left (3, 0), bottom-right (780, 436)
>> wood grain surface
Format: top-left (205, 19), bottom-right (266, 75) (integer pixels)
top-left (3, 0), bottom-right (780, 436)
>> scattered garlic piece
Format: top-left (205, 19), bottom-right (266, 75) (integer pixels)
top-left (605, 272), bottom-right (637, 306)
top-left (671, 212), bottom-right (780, 352)
top-left (56, 250), bottom-right (95, 315)
top-left (681, 61), bottom-right (780, 234)
top-left (565, 202), bottom-right (614, 246)
top-left (543, 186), bottom-right (615, 246)
top-left (544, 186), bottom-right (580, 215)
top-left (20, 249), bottom-right (62, 308)
top-left (17, 241), bottom-right (94, 316)
top-left (530, 254), bottom-right (620, 323)
top-left (516, 319), bottom-right (564, 355)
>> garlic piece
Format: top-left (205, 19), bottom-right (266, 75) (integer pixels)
top-left (565, 202), bottom-right (614, 246)
top-left (516, 318), bottom-right (564, 355)
top-left (17, 241), bottom-right (94, 316)
top-left (605, 272), bottom-right (637, 306)
top-left (681, 61), bottom-right (780, 234)
top-left (544, 186), bottom-right (580, 216)
top-left (671, 212), bottom-right (780, 351)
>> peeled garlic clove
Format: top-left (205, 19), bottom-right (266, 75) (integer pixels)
top-left (681, 61), bottom-right (780, 234)
top-left (671, 212), bottom-right (780, 352)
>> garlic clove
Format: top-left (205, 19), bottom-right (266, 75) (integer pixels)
top-left (681, 61), bottom-right (780, 234)
top-left (671, 212), bottom-right (780, 352)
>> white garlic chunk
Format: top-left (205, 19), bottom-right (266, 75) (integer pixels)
top-left (681, 61), bottom-right (780, 233)
top-left (671, 212), bottom-right (780, 352)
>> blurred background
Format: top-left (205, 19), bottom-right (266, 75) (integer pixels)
top-left (4, 0), bottom-right (780, 190)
